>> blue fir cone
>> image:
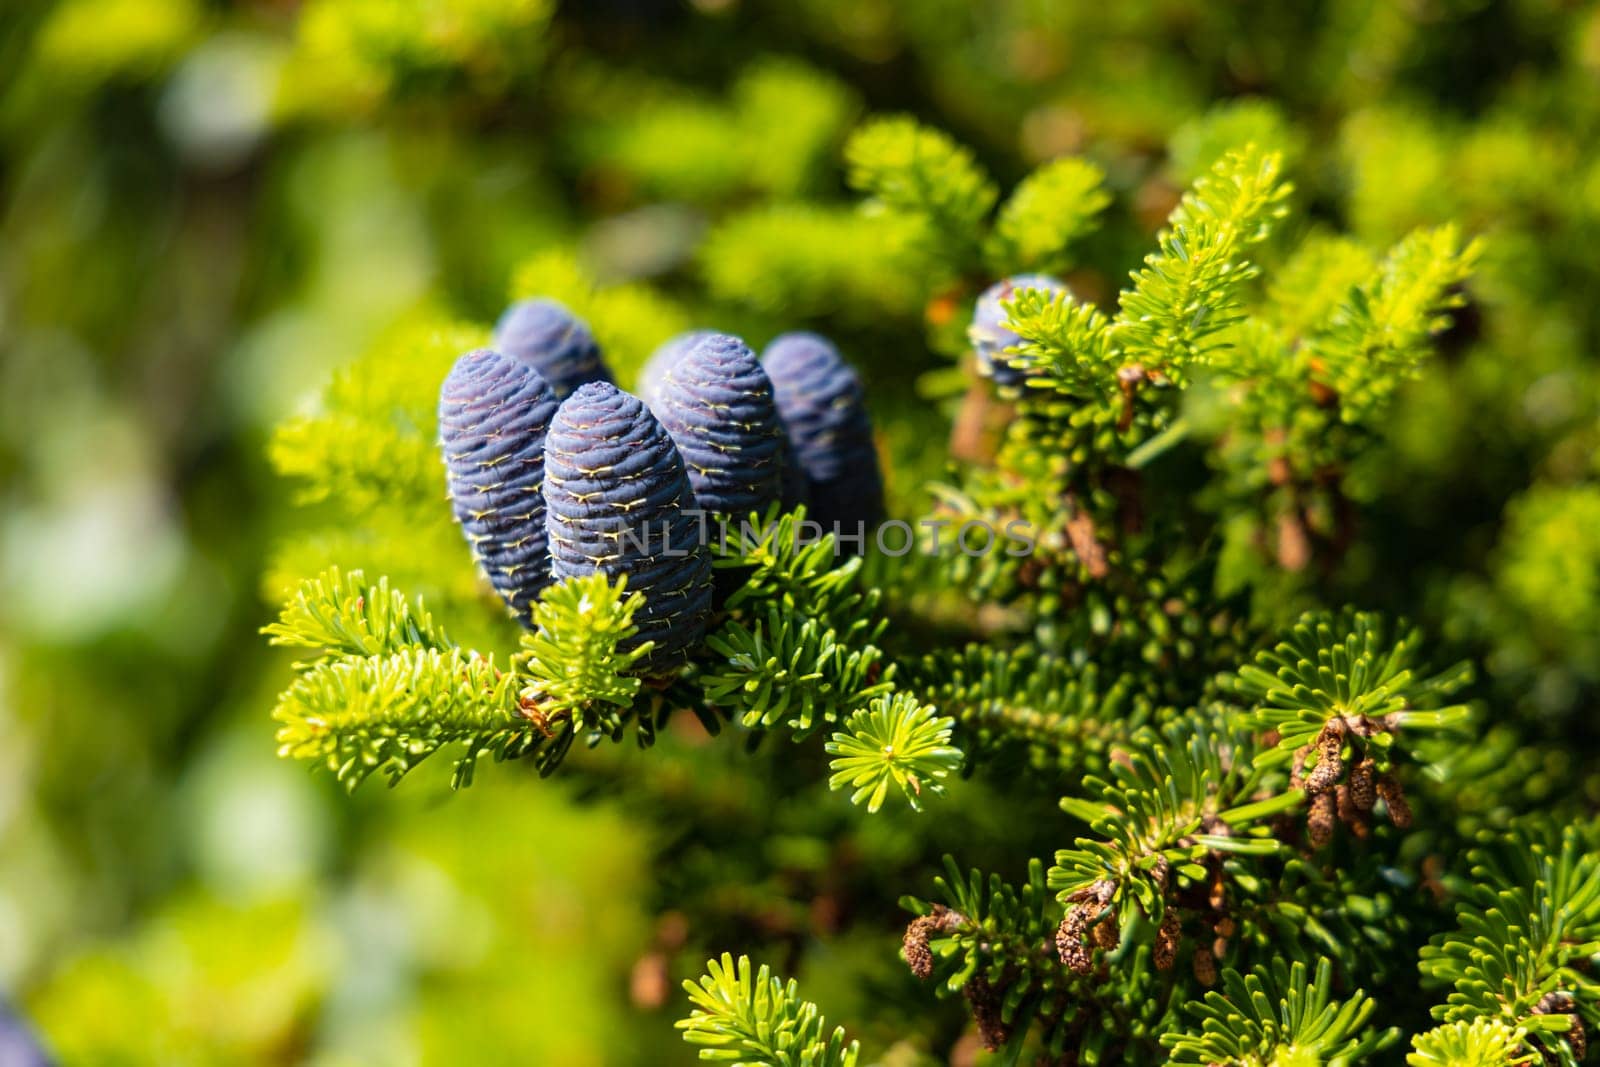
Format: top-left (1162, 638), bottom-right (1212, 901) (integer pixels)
top-left (763, 332), bottom-right (884, 538)
top-left (970, 273), bottom-right (1069, 390)
top-left (637, 329), bottom-right (718, 408)
top-left (439, 348), bottom-right (561, 623)
top-left (543, 382), bottom-right (713, 671)
top-left (492, 298), bottom-right (613, 399)
top-left (654, 333), bottom-right (786, 518)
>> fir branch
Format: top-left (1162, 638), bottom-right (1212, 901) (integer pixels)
top-left (263, 567), bottom-right (450, 659)
top-left (272, 645), bottom-right (533, 789)
top-left (1227, 610), bottom-right (1473, 763)
top-left (910, 857), bottom-right (1057, 993)
top-left (268, 572), bottom-right (657, 789)
top-left (978, 146), bottom-right (1295, 473)
top-left (677, 953), bottom-right (859, 1067)
top-left (700, 607), bottom-right (891, 739)
top-left (1161, 958), bottom-right (1396, 1065)
top-left (1418, 822), bottom-right (1600, 1066)
top-left (1408, 1019), bottom-right (1537, 1067)
top-left (1113, 145), bottom-right (1291, 381)
top-left (517, 573), bottom-right (652, 732)
top-left (719, 510), bottom-right (882, 632)
top-left (1048, 717), bottom-right (1281, 911)
top-left (902, 857), bottom-right (1108, 1057)
top-left (1223, 611), bottom-right (1472, 841)
top-left (906, 645), bottom-right (1150, 772)
top-left (825, 693), bottom-right (961, 813)
top-left (1001, 286), bottom-right (1118, 400)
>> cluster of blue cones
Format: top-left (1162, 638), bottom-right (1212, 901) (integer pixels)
top-left (439, 298), bottom-right (886, 672)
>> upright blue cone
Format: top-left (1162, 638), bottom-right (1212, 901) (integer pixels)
top-left (970, 273), bottom-right (1069, 391)
top-left (543, 382), bottom-right (713, 671)
top-left (439, 348), bottom-right (560, 622)
top-left (763, 332), bottom-right (884, 540)
top-left (493, 298), bottom-right (613, 399)
top-left (637, 329), bottom-right (717, 409)
top-left (654, 333), bottom-right (786, 519)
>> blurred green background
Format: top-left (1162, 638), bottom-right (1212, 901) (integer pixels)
top-left (2, 0), bottom-right (1598, 1062)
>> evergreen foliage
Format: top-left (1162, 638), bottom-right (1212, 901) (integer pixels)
top-left (247, 100), bottom-right (1600, 1060)
top-left (825, 694), bottom-right (961, 814)
top-left (16, 1), bottom-right (1600, 1063)
top-left (677, 954), bottom-right (859, 1067)
top-left (1161, 958), bottom-right (1394, 1065)
top-left (1416, 823), bottom-right (1600, 1066)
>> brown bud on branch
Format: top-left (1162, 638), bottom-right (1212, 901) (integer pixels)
top-left (903, 905), bottom-right (961, 980)
top-left (1308, 791), bottom-right (1336, 847)
top-left (1376, 774), bottom-right (1413, 829)
top-left (1349, 758), bottom-right (1377, 812)
top-left (1154, 907), bottom-right (1181, 972)
top-left (1303, 726), bottom-right (1345, 794)
top-left (1056, 905), bottom-right (1093, 975)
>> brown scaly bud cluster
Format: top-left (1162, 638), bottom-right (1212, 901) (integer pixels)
top-left (1308, 791), bottom-right (1337, 847)
top-left (1056, 880), bottom-right (1116, 976)
top-left (1304, 724), bottom-right (1346, 794)
top-left (1534, 990), bottom-right (1578, 1010)
top-left (1349, 758), bottom-right (1377, 811)
top-left (1533, 991), bottom-right (1586, 1062)
top-left (1154, 907), bottom-right (1181, 972)
top-left (1288, 721), bottom-right (1425, 843)
top-left (1056, 905), bottom-right (1093, 975)
top-left (902, 929), bottom-right (934, 981)
top-left (1335, 785), bottom-right (1370, 838)
top-left (1092, 910), bottom-right (1121, 950)
top-left (964, 973), bottom-right (1011, 1051)
top-left (1066, 880), bottom-right (1117, 907)
top-left (902, 905), bottom-right (961, 980)
top-left (1192, 945), bottom-right (1218, 987)
top-left (1376, 773), bottom-right (1412, 829)
top-left (1150, 854), bottom-right (1171, 890)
